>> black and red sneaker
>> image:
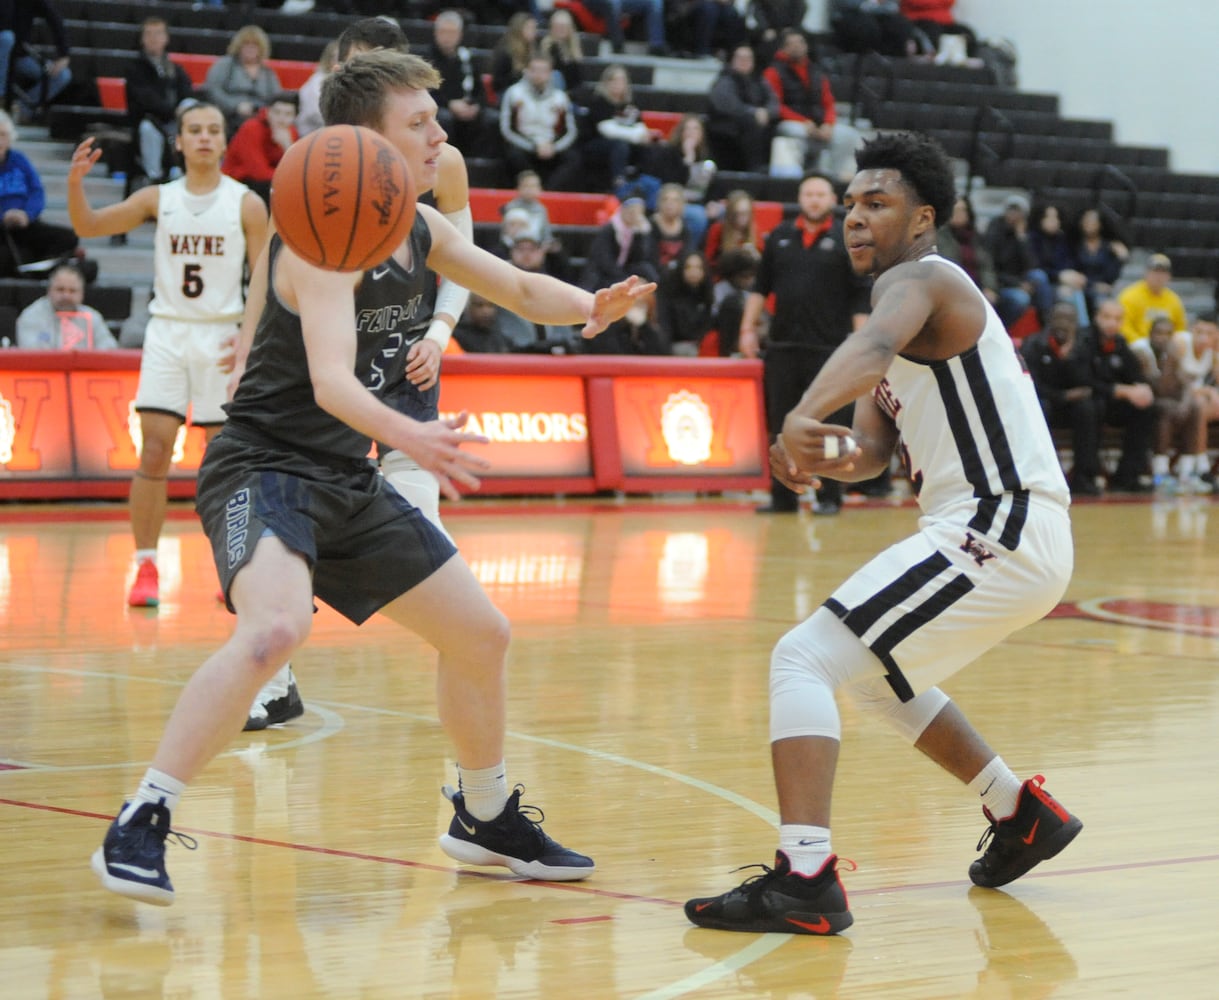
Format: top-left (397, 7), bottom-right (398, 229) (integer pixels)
top-left (685, 851), bottom-right (853, 935)
top-left (969, 775), bottom-right (1082, 888)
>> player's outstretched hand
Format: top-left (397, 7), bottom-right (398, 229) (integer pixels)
top-left (403, 412), bottom-right (491, 500)
top-left (779, 415), bottom-right (858, 481)
top-left (69, 138), bottom-right (104, 181)
top-left (582, 275), bottom-right (658, 339)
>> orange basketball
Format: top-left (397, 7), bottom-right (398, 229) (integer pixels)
top-left (270, 125), bottom-right (416, 272)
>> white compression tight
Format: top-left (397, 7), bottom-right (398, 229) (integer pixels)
top-left (769, 607), bottom-right (950, 746)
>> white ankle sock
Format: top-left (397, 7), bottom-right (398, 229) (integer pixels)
top-left (968, 757), bottom-right (1022, 819)
top-left (1178, 454), bottom-right (1197, 477)
top-left (135, 549), bottom-right (157, 566)
top-left (120, 768), bottom-right (185, 824)
top-left (779, 824), bottom-right (831, 875)
top-left (458, 763), bottom-right (509, 821)
top-left (1152, 454), bottom-right (1171, 477)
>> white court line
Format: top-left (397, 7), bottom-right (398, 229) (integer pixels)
top-left (634, 935), bottom-right (790, 1000)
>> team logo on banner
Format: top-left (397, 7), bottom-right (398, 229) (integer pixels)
top-left (0, 392), bottom-right (14, 464)
top-left (660, 390), bottom-right (714, 466)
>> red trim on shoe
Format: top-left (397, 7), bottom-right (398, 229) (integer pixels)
top-left (1024, 775), bottom-right (1071, 821)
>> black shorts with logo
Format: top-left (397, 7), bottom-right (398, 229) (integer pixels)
top-left (196, 426), bottom-right (457, 624)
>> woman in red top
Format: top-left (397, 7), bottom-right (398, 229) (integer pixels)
top-left (703, 189), bottom-right (762, 278)
top-left (221, 92), bottom-right (298, 205)
top-left (899, 0), bottom-right (978, 59)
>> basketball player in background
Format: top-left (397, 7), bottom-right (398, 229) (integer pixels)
top-left (67, 102), bottom-right (269, 608)
top-left (90, 50), bottom-right (654, 906)
top-left (240, 16), bottom-right (474, 728)
top-left (685, 132), bottom-right (1082, 934)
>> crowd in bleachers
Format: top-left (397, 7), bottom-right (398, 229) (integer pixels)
top-left (2, 0), bottom-right (1216, 493)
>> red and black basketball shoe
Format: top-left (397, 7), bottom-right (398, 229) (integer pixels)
top-left (969, 774), bottom-right (1082, 888)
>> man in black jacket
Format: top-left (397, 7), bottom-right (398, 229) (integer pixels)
top-left (0, 0), bottom-right (72, 120)
top-left (124, 18), bottom-right (195, 183)
top-left (425, 10), bottom-right (497, 160)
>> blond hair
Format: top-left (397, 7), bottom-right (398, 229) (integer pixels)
top-left (227, 25), bottom-right (271, 61)
top-left (320, 50), bottom-right (441, 130)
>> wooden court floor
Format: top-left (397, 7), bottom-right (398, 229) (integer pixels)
top-left (1, 493), bottom-right (1217, 998)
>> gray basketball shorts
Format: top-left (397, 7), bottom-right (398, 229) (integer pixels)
top-left (196, 429), bottom-right (457, 624)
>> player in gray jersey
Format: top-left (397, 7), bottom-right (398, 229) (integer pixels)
top-left (686, 132), bottom-right (1081, 935)
top-left (90, 50), bottom-right (654, 908)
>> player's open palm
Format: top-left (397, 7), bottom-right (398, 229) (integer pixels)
top-left (69, 138), bottom-right (104, 181)
top-left (582, 275), bottom-right (658, 338)
top-left (403, 413), bottom-right (491, 499)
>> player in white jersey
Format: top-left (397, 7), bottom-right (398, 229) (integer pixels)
top-left (686, 133), bottom-right (1082, 935)
top-left (68, 102), bottom-right (269, 609)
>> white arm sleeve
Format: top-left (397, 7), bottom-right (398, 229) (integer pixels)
top-left (426, 204), bottom-right (474, 348)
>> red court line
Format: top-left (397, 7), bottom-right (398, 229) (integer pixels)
top-left (5, 796), bottom-right (1218, 907)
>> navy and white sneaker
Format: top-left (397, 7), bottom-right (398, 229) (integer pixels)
top-left (243, 664), bottom-right (304, 732)
top-left (91, 801), bottom-right (197, 906)
top-left (439, 785), bottom-right (595, 881)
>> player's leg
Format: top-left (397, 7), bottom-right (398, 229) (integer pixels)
top-left (127, 410), bottom-right (183, 606)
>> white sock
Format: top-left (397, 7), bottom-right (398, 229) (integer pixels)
top-left (458, 763), bottom-right (509, 821)
top-left (120, 768), bottom-right (185, 824)
top-left (135, 549), bottom-right (157, 565)
top-left (1193, 454), bottom-right (1210, 475)
top-left (1177, 454), bottom-right (1197, 477)
top-left (1152, 454), bottom-right (1170, 477)
top-left (968, 757), bottom-right (1022, 819)
top-left (779, 824), bottom-right (831, 875)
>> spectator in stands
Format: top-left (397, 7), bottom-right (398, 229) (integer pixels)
top-left (670, 0), bottom-right (749, 60)
top-left (585, 290), bottom-right (667, 354)
top-left (741, 171), bottom-right (870, 515)
top-left (1071, 207), bottom-right (1127, 318)
top-left (1132, 314), bottom-right (1211, 494)
top-left (601, 0), bottom-right (669, 57)
top-left (222, 92), bottom-right (298, 205)
top-left (936, 194), bottom-right (1000, 310)
top-left (1088, 298), bottom-right (1157, 491)
top-left (499, 230), bottom-right (580, 351)
top-left (656, 249), bottom-right (713, 355)
top-left (453, 292), bottom-right (516, 353)
top-left (704, 188), bottom-right (762, 278)
top-left (648, 113), bottom-right (716, 246)
top-left (983, 193), bottom-right (1051, 327)
top-left (123, 17), bottom-right (195, 185)
top-left (499, 169), bottom-right (555, 251)
top-left (1173, 310), bottom-right (1219, 483)
top-left (490, 13), bottom-right (539, 101)
top-left (427, 11), bottom-right (499, 159)
top-left (579, 196), bottom-right (659, 293)
top-left (0, 0), bottom-right (72, 122)
top-left (707, 45), bottom-right (780, 173)
top-left (652, 182), bottom-right (696, 271)
top-left (15, 261), bottom-right (116, 350)
top-left (296, 41), bottom-right (338, 137)
top-left (577, 63), bottom-right (663, 195)
top-left (830, 0), bottom-right (920, 59)
top-left (899, 0), bottom-right (979, 63)
top-left (0, 110), bottom-right (79, 278)
top-left (1021, 302), bottom-right (1106, 497)
top-left (539, 9), bottom-right (584, 92)
top-left (1027, 203), bottom-right (1088, 325)
top-left (498, 53), bottom-right (581, 188)
top-left (747, 0), bottom-right (808, 65)
top-left (710, 247), bottom-right (759, 356)
top-left (203, 25), bottom-right (284, 134)
top-left (1118, 253), bottom-right (1186, 344)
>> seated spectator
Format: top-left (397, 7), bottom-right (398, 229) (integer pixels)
top-left (499, 169), bottom-right (555, 251)
top-left (15, 262), bottom-right (116, 350)
top-left (579, 196), bottom-right (659, 292)
top-left (1021, 302), bottom-right (1105, 497)
top-left (1087, 298), bottom-right (1158, 491)
top-left (453, 292), bottom-right (516, 353)
top-left (598, 0), bottom-right (669, 57)
top-left (762, 29), bottom-right (861, 181)
top-left (222, 93), bottom-right (298, 204)
top-left (656, 250), bottom-right (713, 356)
top-left (669, 0), bottom-right (749, 59)
top-left (427, 11), bottom-right (499, 159)
top-left (646, 113), bottom-right (716, 246)
top-left (747, 0), bottom-right (808, 65)
top-left (576, 64), bottom-right (663, 195)
top-left (500, 230), bottom-right (580, 351)
top-left (0, 110), bottom-right (79, 278)
top-left (498, 54), bottom-right (581, 188)
top-left (296, 41), bottom-right (338, 137)
top-left (1173, 310), bottom-right (1219, 480)
top-left (937, 194), bottom-right (1000, 311)
top-left (710, 247), bottom-right (760, 356)
top-left (1071, 207), bottom-right (1128, 317)
top-left (983, 193), bottom-right (1051, 327)
top-left (489, 13), bottom-right (539, 101)
top-left (707, 45), bottom-right (780, 173)
top-left (899, 0), bottom-right (979, 63)
top-left (584, 291), bottom-right (667, 354)
top-left (124, 17), bottom-right (196, 184)
top-left (704, 189), bottom-right (762, 278)
top-left (652, 183), bottom-right (696, 271)
top-left (1028, 203), bottom-right (1088, 325)
top-left (539, 9), bottom-right (584, 92)
top-left (1131, 315), bottom-right (1211, 494)
top-left (830, 1), bottom-right (919, 59)
top-left (0, 0), bottom-right (72, 121)
top-left (203, 25), bottom-right (283, 133)
top-left (1118, 253), bottom-right (1186, 345)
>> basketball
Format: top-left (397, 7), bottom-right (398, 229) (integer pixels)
top-left (270, 125), bottom-right (416, 272)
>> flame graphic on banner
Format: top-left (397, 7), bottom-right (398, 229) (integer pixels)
top-left (0, 392), bottom-right (14, 464)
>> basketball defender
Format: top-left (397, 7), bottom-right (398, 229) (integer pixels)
top-left (685, 133), bottom-right (1082, 934)
top-left (68, 103), bottom-right (269, 608)
top-left (90, 51), bottom-right (653, 906)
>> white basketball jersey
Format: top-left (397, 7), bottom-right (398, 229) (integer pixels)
top-left (150, 175), bottom-right (250, 322)
top-left (872, 254), bottom-right (1069, 546)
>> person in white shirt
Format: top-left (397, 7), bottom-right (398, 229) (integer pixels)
top-left (15, 261), bottom-right (117, 349)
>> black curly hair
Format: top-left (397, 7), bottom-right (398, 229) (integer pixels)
top-left (854, 132), bottom-right (956, 227)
